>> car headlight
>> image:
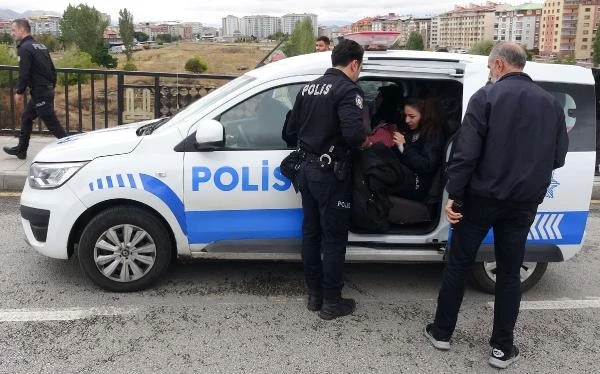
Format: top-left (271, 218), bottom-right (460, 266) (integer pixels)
top-left (29, 161), bottom-right (88, 189)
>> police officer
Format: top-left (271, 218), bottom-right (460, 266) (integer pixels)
top-left (285, 39), bottom-right (370, 320)
top-left (3, 19), bottom-right (67, 160)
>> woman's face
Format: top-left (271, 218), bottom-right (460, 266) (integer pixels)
top-left (404, 104), bottom-right (422, 130)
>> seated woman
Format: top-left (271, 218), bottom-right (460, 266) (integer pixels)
top-left (388, 96), bottom-right (446, 201)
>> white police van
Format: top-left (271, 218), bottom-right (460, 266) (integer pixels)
top-left (20, 50), bottom-right (596, 292)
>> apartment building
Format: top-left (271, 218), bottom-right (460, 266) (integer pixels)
top-left (493, 3), bottom-right (542, 50)
top-left (29, 15), bottom-right (61, 36)
top-left (398, 17), bottom-right (434, 49)
top-left (0, 20), bottom-right (12, 35)
top-left (431, 17), bottom-right (440, 49)
top-left (437, 2), bottom-right (498, 50)
top-left (541, 0), bottom-right (600, 59)
top-left (240, 15), bottom-right (281, 39)
top-left (351, 17), bottom-right (374, 32)
top-left (282, 13), bottom-right (318, 37)
top-left (222, 15), bottom-right (240, 37)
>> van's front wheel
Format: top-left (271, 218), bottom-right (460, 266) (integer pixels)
top-left (470, 261), bottom-right (548, 294)
top-left (78, 206), bottom-right (172, 292)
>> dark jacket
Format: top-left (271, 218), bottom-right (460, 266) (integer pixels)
top-left (284, 68), bottom-right (366, 155)
top-left (393, 130), bottom-right (445, 199)
top-left (446, 72), bottom-right (569, 205)
top-left (16, 35), bottom-right (56, 97)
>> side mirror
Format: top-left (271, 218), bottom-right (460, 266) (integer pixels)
top-left (195, 119), bottom-right (225, 149)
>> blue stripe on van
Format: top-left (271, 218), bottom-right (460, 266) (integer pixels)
top-left (481, 211), bottom-right (587, 245)
top-left (185, 209), bottom-right (303, 243)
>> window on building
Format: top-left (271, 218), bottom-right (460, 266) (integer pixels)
top-left (585, 7), bottom-right (591, 12)
top-left (582, 45), bottom-right (588, 50)
top-left (583, 38), bottom-right (588, 42)
top-left (584, 30), bottom-right (589, 35)
top-left (557, 17), bottom-right (559, 21)
top-left (585, 15), bottom-right (591, 20)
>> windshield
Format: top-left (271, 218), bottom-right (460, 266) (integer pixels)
top-left (160, 75), bottom-right (256, 128)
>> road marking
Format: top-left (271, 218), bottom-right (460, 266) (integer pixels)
top-left (0, 192), bottom-right (21, 197)
top-left (0, 306), bottom-right (139, 322)
top-left (488, 299), bottom-right (600, 310)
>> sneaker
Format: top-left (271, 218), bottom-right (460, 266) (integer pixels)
top-left (3, 146), bottom-right (26, 160)
top-left (488, 346), bottom-right (520, 369)
top-left (424, 323), bottom-right (450, 350)
top-left (307, 295), bottom-right (322, 311)
top-left (318, 297), bottom-right (356, 320)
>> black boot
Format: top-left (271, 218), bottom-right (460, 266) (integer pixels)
top-left (319, 289), bottom-right (356, 320)
top-left (3, 146), bottom-right (26, 160)
top-left (307, 295), bottom-right (323, 311)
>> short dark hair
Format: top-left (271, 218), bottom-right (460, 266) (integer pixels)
top-left (489, 42), bottom-right (527, 69)
top-left (12, 19), bottom-right (31, 33)
top-left (317, 36), bottom-right (330, 45)
top-left (331, 39), bottom-right (364, 67)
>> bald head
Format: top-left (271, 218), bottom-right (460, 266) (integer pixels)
top-left (488, 42), bottom-right (527, 70)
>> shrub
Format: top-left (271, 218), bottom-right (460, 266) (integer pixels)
top-left (184, 56), bottom-right (208, 73)
top-left (123, 61), bottom-right (137, 71)
top-left (55, 46), bottom-right (99, 86)
top-left (0, 44), bottom-right (18, 87)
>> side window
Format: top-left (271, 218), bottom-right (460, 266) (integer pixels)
top-left (218, 84), bottom-right (304, 149)
top-left (537, 81), bottom-right (596, 152)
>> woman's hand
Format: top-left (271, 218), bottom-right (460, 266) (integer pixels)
top-left (392, 131), bottom-right (406, 146)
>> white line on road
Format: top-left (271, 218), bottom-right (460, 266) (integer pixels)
top-left (0, 306), bottom-right (139, 322)
top-left (488, 299), bottom-right (600, 310)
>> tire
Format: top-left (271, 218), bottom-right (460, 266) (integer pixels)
top-left (78, 206), bottom-right (172, 292)
top-left (469, 261), bottom-right (548, 294)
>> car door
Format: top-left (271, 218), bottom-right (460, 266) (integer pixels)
top-left (182, 77), bottom-right (316, 251)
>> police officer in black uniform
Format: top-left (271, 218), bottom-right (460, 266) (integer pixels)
top-left (3, 19), bottom-right (67, 160)
top-left (285, 39), bottom-right (370, 320)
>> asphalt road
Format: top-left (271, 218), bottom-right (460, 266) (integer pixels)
top-left (0, 195), bottom-right (599, 373)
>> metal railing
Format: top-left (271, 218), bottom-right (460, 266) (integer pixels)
top-left (0, 65), bottom-right (237, 136)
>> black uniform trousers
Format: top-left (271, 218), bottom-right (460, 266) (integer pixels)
top-left (19, 94), bottom-right (67, 151)
top-left (296, 161), bottom-right (352, 299)
top-left (431, 195), bottom-right (537, 353)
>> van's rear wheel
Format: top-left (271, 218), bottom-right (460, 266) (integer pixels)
top-left (78, 206), bottom-right (172, 292)
top-left (470, 261), bottom-right (548, 294)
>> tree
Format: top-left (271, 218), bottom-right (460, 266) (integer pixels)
top-left (118, 8), bottom-right (135, 61)
top-left (469, 40), bottom-right (495, 55)
top-left (405, 32), bottom-right (424, 51)
top-left (156, 34), bottom-right (173, 43)
top-left (282, 19), bottom-right (314, 57)
top-left (35, 34), bottom-right (60, 52)
top-left (60, 4), bottom-right (116, 68)
top-left (593, 34), bottom-right (600, 66)
top-left (134, 31), bottom-right (149, 42)
top-left (0, 33), bottom-right (12, 45)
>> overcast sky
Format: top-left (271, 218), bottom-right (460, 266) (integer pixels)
top-left (2, 1), bottom-right (531, 26)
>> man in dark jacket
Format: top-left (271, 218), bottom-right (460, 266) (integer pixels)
top-left (285, 39), bottom-right (369, 320)
top-left (3, 19), bottom-right (67, 160)
top-left (424, 42), bottom-right (568, 369)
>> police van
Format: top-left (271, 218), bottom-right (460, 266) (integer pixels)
top-left (19, 49), bottom-right (596, 292)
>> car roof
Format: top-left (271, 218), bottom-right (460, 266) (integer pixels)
top-left (246, 50), bottom-right (593, 86)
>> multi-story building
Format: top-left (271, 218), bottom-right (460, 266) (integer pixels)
top-left (282, 13), bottom-right (318, 37)
top-left (437, 2), bottom-right (498, 51)
top-left (185, 22), bottom-right (204, 39)
top-left (240, 15), bottom-right (281, 39)
top-left (493, 3), bottom-right (542, 50)
top-left (222, 15), bottom-right (240, 37)
top-left (0, 20), bottom-right (13, 35)
top-left (29, 15), bottom-right (61, 36)
top-left (351, 17), bottom-right (374, 32)
top-left (430, 17), bottom-right (440, 49)
top-left (541, 0), bottom-right (600, 59)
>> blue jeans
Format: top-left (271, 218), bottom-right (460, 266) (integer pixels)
top-left (432, 196), bottom-right (537, 352)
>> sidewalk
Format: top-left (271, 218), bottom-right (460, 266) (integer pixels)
top-left (1, 135), bottom-right (600, 199)
top-left (0, 135), bottom-right (55, 191)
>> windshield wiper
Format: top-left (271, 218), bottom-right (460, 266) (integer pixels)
top-left (136, 117), bottom-right (171, 136)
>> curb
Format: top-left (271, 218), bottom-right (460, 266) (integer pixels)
top-left (1, 172), bottom-right (27, 191)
